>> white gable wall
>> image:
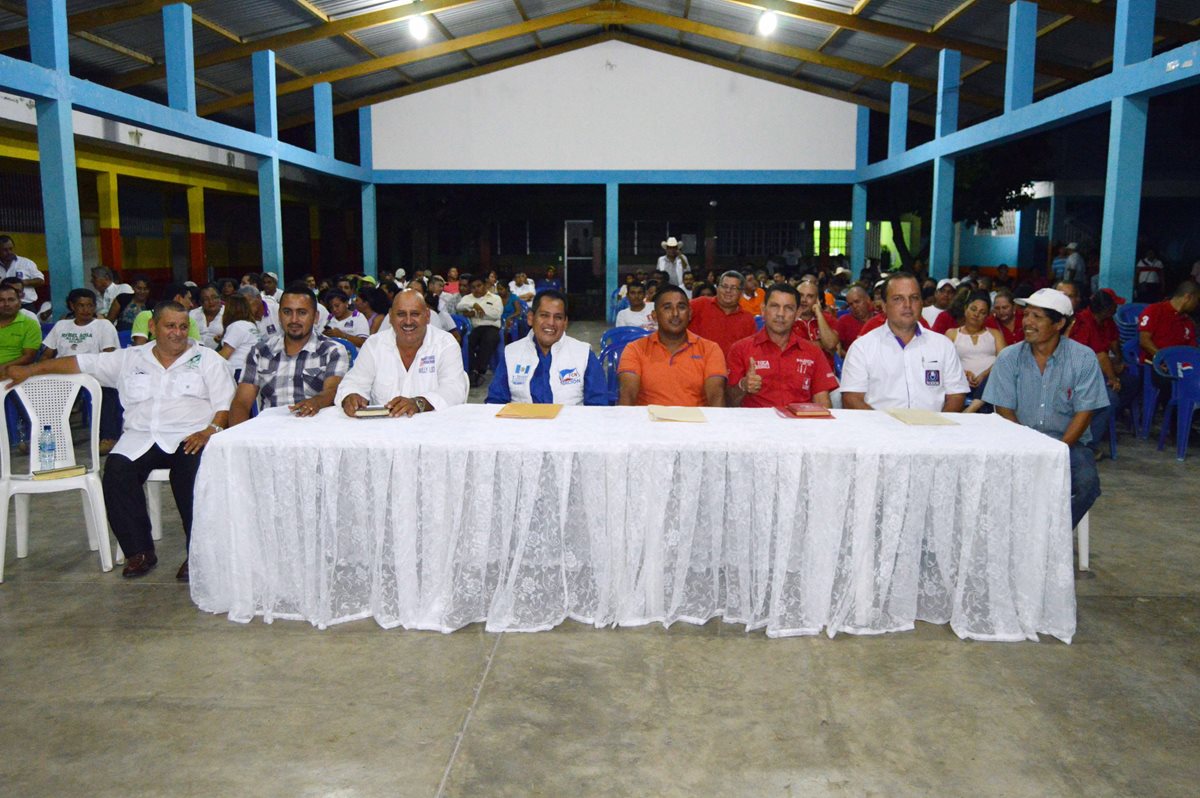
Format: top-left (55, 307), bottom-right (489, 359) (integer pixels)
top-left (371, 41), bottom-right (858, 171)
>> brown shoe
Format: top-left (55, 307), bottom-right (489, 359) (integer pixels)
top-left (122, 551), bottom-right (158, 578)
top-left (176, 560), bottom-right (189, 582)
top-left (99, 439), bottom-right (116, 455)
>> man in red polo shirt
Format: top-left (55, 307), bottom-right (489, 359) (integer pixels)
top-left (1138, 280), bottom-right (1199, 364)
top-left (793, 277), bottom-right (839, 368)
top-left (619, 285), bottom-right (727, 407)
top-left (834, 284), bottom-right (878, 354)
top-left (688, 270), bottom-right (757, 359)
top-left (727, 284), bottom-right (838, 409)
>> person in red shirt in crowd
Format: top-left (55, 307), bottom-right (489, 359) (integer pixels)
top-left (1054, 280), bottom-right (1085, 316)
top-left (688, 270), bottom-right (757, 360)
top-left (792, 277), bottom-right (839, 368)
top-left (726, 284), bottom-right (839, 409)
top-left (1138, 280), bottom-right (1198, 364)
top-left (834, 284), bottom-right (878, 354)
top-left (1069, 289), bottom-right (1131, 453)
top-left (931, 285), bottom-right (970, 334)
top-left (985, 288), bottom-right (1024, 345)
top-left (860, 285), bottom-right (931, 336)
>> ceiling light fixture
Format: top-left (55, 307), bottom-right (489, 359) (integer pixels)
top-left (409, 14), bottom-right (430, 41)
top-left (757, 11), bottom-right (778, 36)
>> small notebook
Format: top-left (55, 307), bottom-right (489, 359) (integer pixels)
top-left (885, 408), bottom-right (958, 426)
top-left (32, 464), bottom-right (86, 481)
top-left (776, 402), bottom-right (834, 419)
top-left (354, 405), bottom-right (392, 418)
top-left (648, 405), bottom-right (706, 423)
top-left (495, 403), bottom-right (563, 420)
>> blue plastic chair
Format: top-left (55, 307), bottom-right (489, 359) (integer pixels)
top-left (608, 290), bottom-right (626, 323)
top-left (329, 337), bottom-right (358, 366)
top-left (40, 321), bottom-right (54, 338)
top-left (1153, 346), bottom-right (1200, 459)
top-left (599, 328), bottom-right (651, 405)
top-left (754, 316), bottom-right (764, 331)
top-left (451, 313), bottom-right (472, 371)
top-left (600, 325), bottom-right (653, 353)
top-left (1114, 303), bottom-right (1146, 346)
top-left (117, 330), bottom-right (133, 348)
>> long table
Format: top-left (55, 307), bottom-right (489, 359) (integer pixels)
top-left (189, 405), bottom-right (1077, 642)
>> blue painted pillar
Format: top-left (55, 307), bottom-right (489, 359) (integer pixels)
top-left (1005, 1), bottom-right (1037, 113)
top-left (850, 107), bottom-right (868, 277)
top-left (359, 107), bottom-right (377, 278)
top-left (163, 4), bottom-right (195, 114)
top-left (888, 82), bottom-right (908, 159)
top-left (1099, 0), bottom-right (1155, 294)
top-left (929, 49), bottom-right (961, 281)
top-left (606, 182), bottom-right (619, 317)
top-left (253, 50), bottom-right (284, 277)
top-left (314, 82), bottom-right (334, 158)
top-left (28, 0), bottom-right (83, 313)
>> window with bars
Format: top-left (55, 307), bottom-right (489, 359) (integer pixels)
top-left (975, 210), bottom-right (1017, 237)
top-left (713, 221), bottom-right (806, 257)
top-left (1035, 207), bottom-right (1050, 237)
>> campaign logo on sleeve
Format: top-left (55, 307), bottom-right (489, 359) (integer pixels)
top-left (557, 367), bottom-right (581, 385)
top-left (924, 369), bottom-right (941, 386)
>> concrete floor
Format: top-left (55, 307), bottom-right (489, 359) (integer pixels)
top-left (2, 321), bottom-right (1197, 797)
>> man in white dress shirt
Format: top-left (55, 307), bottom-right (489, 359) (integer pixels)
top-left (3, 301), bottom-right (234, 580)
top-left (337, 290), bottom-right (468, 417)
top-left (841, 272), bottom-right (969, 412)
top-left (190, 284), bottom-right (225, 349)
top-left (509, 272), bottom-right (536, 304)
top-left (323, 290), bottom-right (369, 347)
top-left (0, 235), bottom-right (46, 309)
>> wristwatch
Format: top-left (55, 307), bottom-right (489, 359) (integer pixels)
top-left (414, 397), bottom-right (430, 413)
top-left (208, 423), bottom-right (223, 434)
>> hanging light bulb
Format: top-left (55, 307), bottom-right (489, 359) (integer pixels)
top-left (757, 11), bottom-right (778, 36)
top-left (409, 14), bottom-right (430, 41)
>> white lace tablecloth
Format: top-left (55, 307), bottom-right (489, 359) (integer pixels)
top-left (189, 405), bottom-right (1076, 642)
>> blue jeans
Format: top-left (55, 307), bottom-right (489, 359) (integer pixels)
top-left (1069, 443), bottom-right (1101, 528)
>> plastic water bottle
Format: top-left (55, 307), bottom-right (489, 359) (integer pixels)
top-left (38, 425), bottom-right (55, 472)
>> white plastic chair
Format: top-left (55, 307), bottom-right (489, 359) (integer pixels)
top-left (1075, 512), bottom-right (1089, 572)
top-left (0, 374), bottom-right (113, 581)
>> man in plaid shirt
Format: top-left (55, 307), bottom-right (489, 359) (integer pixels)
top-left (228, 283), bottom-right (349, 425)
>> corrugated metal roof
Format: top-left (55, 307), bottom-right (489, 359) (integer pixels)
top-left (536, 23), bottom-right (605, 46)
top-left (399, 50), bottom-right (475, 79)
top-left (865, 0), bottom-right (967, 30)
top-left (677, 31), bottom-right (742, 60)
top-left (822, 30), bottom-right (910, 68)
top-left (277, 36), bottom-right (366, 73)
top-left (195, 61), bottom-right (255, 94)
top-left (436, 0), bottom-right (525, 38)
top-left (195, 0), bottom-right (317, 41)
top-left (740, 49), bottom-right (803, 74)
top-left (518, 0), bottom-right (601, 18)
top-left (68, 36), bottom-right (148, 77)
top-left (466, 34), bottom-right (542, 62)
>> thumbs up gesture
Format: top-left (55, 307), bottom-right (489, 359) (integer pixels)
top-left (743, 357), bottom-right (763, 394)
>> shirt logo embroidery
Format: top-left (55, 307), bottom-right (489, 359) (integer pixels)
top-left (795, 359), bottom-right (813, 374)
top-left (558, 367), bottom-right (581, 385)
top-left (754, 359), bottom-right (771, 371)
top-left (512, 363), bottom-right (531, 385)
top-left (418, 354), bottom-right (436, 374)
top-left (924, 369), bottom-right (941, 386)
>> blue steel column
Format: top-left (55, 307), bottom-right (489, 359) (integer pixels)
top-left (359, 107), bottom-right (377, 278)
top-left (253, 50), bottom-right (284, 277)
top-left (28, 0), bottom-right (82, 313)
top-left (888, 83), bottom-right (908, 159)
top-left (849, 107), bottom-right (868, 277)
top-left (1099, 0), bottom-right (1155, 292)
top-left (606, 182), bottom-right (619, 318)
top-left (163, 4), bottom-right (195, 114)
top-left (1005, 1), bottom-right (1036, 113)
top-left (929, 49), bottom-right (961, 281)
top-left (314, 82), bottom-right (334, 158)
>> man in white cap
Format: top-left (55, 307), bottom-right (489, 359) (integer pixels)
top-left (262, 272), bottom-right (283, 302)
top-left (922, 278), bottom-right (956, 327)
top-left (656, 236), bottom-right (689, 285)
top-left (1064, 243), bottom-right (1085, 283)
top-left (983, 287), bottom-right (1108, 527)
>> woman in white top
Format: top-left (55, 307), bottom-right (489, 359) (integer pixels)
top-left (217, 294), bottom-right (261, 379)
top-left (946, 290), bottom-right (1006, 412)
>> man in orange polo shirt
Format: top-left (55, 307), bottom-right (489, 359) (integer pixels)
top-left (618, 285), bottom-right (727, 407)
top-left (738, 271), bottom-right (766, 316)
top-left (727, 284), bottom-right (839, 409)
top-left (688, 270), bottom-right (758, 359)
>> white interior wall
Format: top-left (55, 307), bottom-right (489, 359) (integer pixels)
top-left (371, 41), bottom-right (858, 171)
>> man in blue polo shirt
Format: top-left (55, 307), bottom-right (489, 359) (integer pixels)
top-left (983, 287), bottom-right (1109, 527)
top-left (486, 290), bottom-right (607, 406)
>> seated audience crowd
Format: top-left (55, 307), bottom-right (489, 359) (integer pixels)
top-left (5, 253), bottom-right (1198, 589)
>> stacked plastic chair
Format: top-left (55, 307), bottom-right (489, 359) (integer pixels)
top-left (1153, 346), bottom-right (1200, 461)
top-left (598, 327), bottom-right (652, 405)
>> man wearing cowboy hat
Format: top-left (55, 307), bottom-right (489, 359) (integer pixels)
top-left (657, 236), bottom-right (690, 285)
top-left (983, 287), bottom-right (1108, 528)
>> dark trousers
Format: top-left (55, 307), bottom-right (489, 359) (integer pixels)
top-left (103, 443), bottom-right (203, 557)
top-left (468, 325), bottom-right (501, 374)
top-left (1069, 443), bottom-right (1101, 529)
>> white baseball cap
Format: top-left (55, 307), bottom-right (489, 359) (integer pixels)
top-left (936, 278), bottom-right (958, 290)
top-left (1016, 287), bottom-right (1074, 317)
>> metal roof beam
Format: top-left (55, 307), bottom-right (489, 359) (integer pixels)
top-left (1032, 0), bottom-right (1198, 44)
top-left (722, 0), bottom-right (1091, 83)
top-left (199, 5), bottom-right (622, 117)
top-left (282, 0), bottom-right (416, 84)
top-left (109, 0), bottom-right (480, 90)
top-left (0, 0), bottom-right (176, 51)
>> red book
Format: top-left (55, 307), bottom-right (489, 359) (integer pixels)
top-left (775, 403), bottom-right (834, 419)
